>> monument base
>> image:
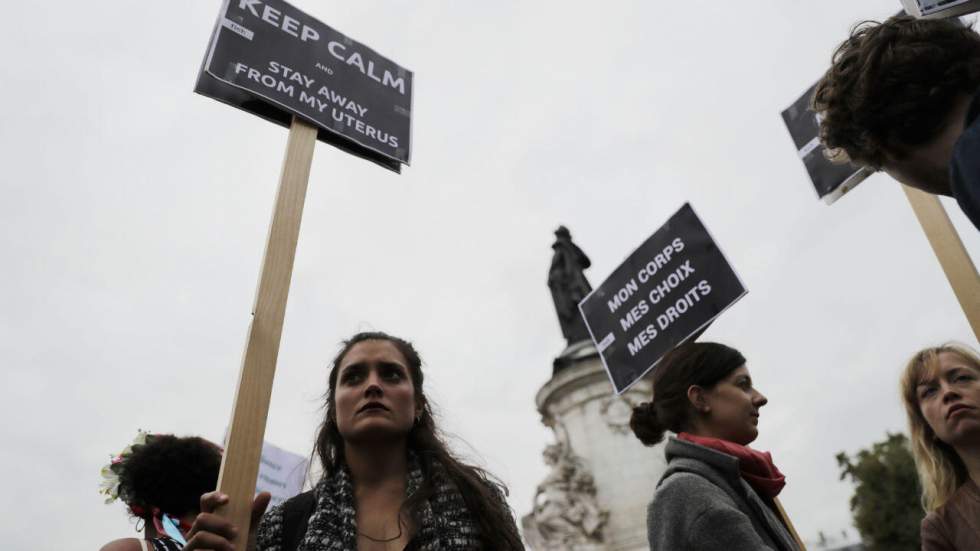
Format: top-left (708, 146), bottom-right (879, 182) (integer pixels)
top-left (523, 343), bottom-right (667, 551)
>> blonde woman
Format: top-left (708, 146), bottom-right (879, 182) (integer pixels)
top-left (900, 344), bottom-right (980, 550)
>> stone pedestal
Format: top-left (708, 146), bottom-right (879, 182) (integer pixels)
top-left (522, 343), bottom-right (668, 551)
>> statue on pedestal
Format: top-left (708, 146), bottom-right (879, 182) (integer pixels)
top-left (526, 226), bottom-right (660, 551)
top-left (548, 226), bottom-right (593, 347)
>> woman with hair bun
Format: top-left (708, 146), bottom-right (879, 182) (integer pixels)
top-left (900, 343), bottom-right (980, 550)
top-left (630, 342), bottom-right (799, 551)
top-left (99, 432), bottom-right (222, 551)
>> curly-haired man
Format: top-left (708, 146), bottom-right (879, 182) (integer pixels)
top-left (814, 14), bottom-right (980, 230)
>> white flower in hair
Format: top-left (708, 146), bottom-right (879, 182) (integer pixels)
top-left (99, 429), bottom-right (152, 505)
top-left (99, 462), bottom-right (121, 503)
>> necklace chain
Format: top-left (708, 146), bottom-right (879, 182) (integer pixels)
top-left (357, 520), bottom-right (403, 543)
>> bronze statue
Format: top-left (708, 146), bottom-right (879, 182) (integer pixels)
top-left (548, 226), bottom-right (593, 346)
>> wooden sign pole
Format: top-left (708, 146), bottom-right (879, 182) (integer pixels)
top-left (215, 116), bottom-right (318, 550)
top-left (902, 185), bottom-right (980, 341)
top-left (774, 497), bottom-right (808, 550)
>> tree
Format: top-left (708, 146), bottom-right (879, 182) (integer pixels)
top-left (836, 433), bottom-right (922, 550)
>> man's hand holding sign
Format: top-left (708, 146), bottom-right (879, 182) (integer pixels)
top-left (191, 1), bottom-right (413, 549)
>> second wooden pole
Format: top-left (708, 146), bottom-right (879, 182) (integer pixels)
top-left (902, 185), bottom-right (980, 341)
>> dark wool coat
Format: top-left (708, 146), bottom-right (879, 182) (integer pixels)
top-left (646, 437), bottom-right (801, 551)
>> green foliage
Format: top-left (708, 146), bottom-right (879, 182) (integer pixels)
top-left (836, 433), bottom-right (922, 551)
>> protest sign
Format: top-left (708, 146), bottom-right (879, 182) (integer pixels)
top-left (900, 0), bottom-right (980, 18)
top-left (579, 204), bottom-right (747, 395)
top-left (781, 82), bottom-right (872, 204)
top-left (256, 441), bottom-right (308, 508)
top-left (196, 0), bottom-right (413, 172)
top-left (194, 3), bottom-right (414, 544)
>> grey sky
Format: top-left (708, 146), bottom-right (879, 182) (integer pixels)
top-left (1, 1), bottom-right (977, 549)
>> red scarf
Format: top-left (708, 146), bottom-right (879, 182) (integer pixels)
top-left (678, 432), bottom-right (786, 499)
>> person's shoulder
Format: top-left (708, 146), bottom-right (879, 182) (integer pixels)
top-left (478, 477), bottom-right (510, 504)
top-left (430, 459), bottom-right (506, 501)
top-left (922, 508), bottom-right (943, 529)
top-left (927, 482), bottom-right (975, 521)
top-left (263, 499), bottom-right (287, 520)
top-left (920, 509), bottom-right (954, 550)
top-left (919, 483), bottom-right (980, 551)
top-left (256, 500), bottom-right (287, 542)
top-left (652, 471), bottom-right (733, 515)
top-left (281, 489), bottom-right (316, 512)
top-left (99, 538), bottom-right (144, 551)
top-left (921, 482), bottom-right (980, 546)
top-left (657, 471), bottom-right (729, 499)
top-left (647, 472), bottom-right (729, 548)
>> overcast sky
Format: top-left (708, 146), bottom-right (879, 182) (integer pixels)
top-left (2, 1), bottom-right (978, 549)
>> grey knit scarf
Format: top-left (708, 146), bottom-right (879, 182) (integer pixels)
top-left (266, 456), bottom-right (482, 551)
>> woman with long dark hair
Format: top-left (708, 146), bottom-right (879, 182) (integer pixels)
top-left (184, 331), bottom-right (522, 551)
top-left (630, 342), bottom-right (800, 551)
top-left (900, 343), bottom-right (980, 550)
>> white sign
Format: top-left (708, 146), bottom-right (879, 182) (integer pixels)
top-left (255, 440), bottom-right (309, 507)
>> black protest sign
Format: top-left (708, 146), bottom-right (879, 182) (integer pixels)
top-left (781, 82), bottom-right (872, 204)
top-left (196, 0), bottom-right (412, 172)
top-left (578, 204), bottom-right (747, 394)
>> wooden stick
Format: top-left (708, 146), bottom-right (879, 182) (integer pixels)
top-left (773, 497), bottom-right (808, 550)
top-left (215, 116), bottom-right (318, 550)
top-left (902, 185), bottom-right (980, 341)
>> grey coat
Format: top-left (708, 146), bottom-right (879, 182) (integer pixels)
top-left (646, 437), bottom-right (800, 551)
